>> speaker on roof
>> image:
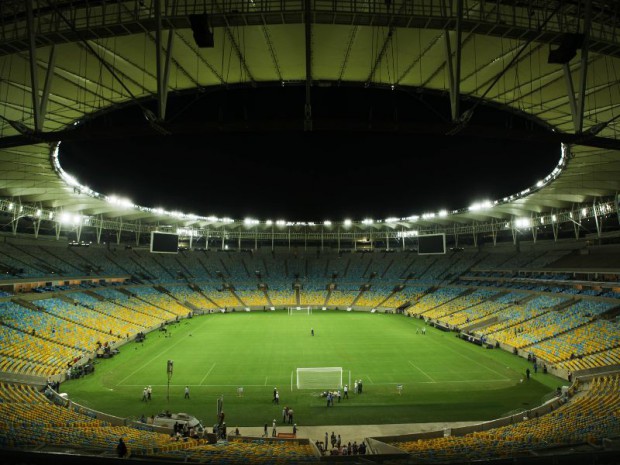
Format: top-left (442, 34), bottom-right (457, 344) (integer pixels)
top-left (189, 13), bottom-right (214, 48)
top-left (547, 33), bottom-right (584, 64)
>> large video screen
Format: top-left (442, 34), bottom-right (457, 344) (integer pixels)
top-left (150, 231), bottom-right (179, 254)
top-left (418, 233), bottom-right (446, 255)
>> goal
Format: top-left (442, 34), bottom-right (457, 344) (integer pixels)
top-left (296, 367), bottom-right (345, 389)
top-left (288, 306), bottom-right (312, 315)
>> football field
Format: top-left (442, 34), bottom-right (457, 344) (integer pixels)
top-left (61, 310), bottom-right (563, 428)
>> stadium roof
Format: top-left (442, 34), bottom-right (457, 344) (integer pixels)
top-left (0, 0), bottom-right (619, 235)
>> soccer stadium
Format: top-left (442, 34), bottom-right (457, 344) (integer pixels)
top-left (1, 1), bottom-right (620, 465)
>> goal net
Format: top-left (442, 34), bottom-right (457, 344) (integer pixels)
top-left (296, 367), bottom-right (343, 389)
top-left (288, 306), bottom-right (312, 315)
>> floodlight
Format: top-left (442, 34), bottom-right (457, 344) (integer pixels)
top-left (266, 220), bottom-right (273, 226)
top-left (344, 219), bottom-right (352, 226)
top-left (362, 219), bottom-right (373, 225)
top-left (276, 220), bottom-right (286, 226)
top-left (323, 220), bottom-right (332, 226)
top-left (515, 218), bottom-right (531, 228)
top-left (438, 210), bottom-right (448, 217)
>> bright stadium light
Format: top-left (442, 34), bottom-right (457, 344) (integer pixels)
top-left (323, 220), bottom-right (332, 226)
top-left (362, 218), bottom-right (373, 225)
top-left (244, 218), bottom-right (258, 225)
top-left (515, 218), bottom-right (531, 228)
top-left (469, 200), bottom-right (492, 211)
top-left (438, 210), bottom-right (448, 217)
top-left (344, 219), bottom-right (352, 227)
top-left (265, 220), bottom-right (273, 226)
top-left (385, 217), bottom-right (398, 223)
top-left (276, 220), bottom-right (286, 226)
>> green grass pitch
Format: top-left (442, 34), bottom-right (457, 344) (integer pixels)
top-left (61, 310), bottom-right (564, 429)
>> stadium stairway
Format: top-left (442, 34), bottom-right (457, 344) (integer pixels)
top-left (350, 286), bottom-right (366, 307)
top-left (174, 255), bottom-right (195, 280)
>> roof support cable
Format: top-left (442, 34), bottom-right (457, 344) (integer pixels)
top-left (43, 0), bottom-right (166, 133)
top-left (447, 1), bottom-right (565, 135)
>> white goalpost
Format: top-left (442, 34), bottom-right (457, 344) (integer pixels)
top-left (295, 367), bottom-right (350, 390)
top-left (287, 306), bottom-right (312, 315)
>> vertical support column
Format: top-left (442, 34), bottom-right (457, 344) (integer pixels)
top-left (531, 215), bottom-right (538, 243)
top-left (552, 216), bottom-right (559, 242)
top-left (26, 0), bottom-right (42, 132)
top-left (11, 209), bottom-right (19, 236)
top-left (453, 225), bottom-right (459, 248)
top-left (472, 222), bottom-right (478, 248)
top-left (154, 0), bottom-right (174, 120)
top-left (116, 218), bottom-right (123, 245)
top-left (237, 232), bottom-right (241, 250)
top-left (303, 0), bottom-right (313, 131)
top-left (96, 215), bottom-right (103, 244)
top-left (76, 223), bottom-right (83, 243)
top-left (55, 221), bottom-right (61, 240)
top-left (576, 0), bottom-right (592, 133)
top-left (443, 0), bottom-right (463, 121)
top-left (563, 64), bottom-right (579, 131)
top-left (401, 227), bottom-right (405, 251)
top-left (288, 228), bottom-right (291, 251)
top-left (221, 228), bottom-right (225, 250)
top-left (321, 228), bottom-right (324, 252)
top-left (593, 199), bottom-right (601, 240)
top-left (337, 227), bottom-right (341, 253)
top-left (271, 227), bottom-right (275, 252)
top-left (255, 227), bottom-right (258, 251)
top-left (40, 45), bottom-right (56, 129)
top-left (386, 231), bottom-right (389, 250)
top-left (33, 218), bottom-right (41, 238)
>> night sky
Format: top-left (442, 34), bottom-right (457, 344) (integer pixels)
top-left (58, 86), bottom-right (561, 222)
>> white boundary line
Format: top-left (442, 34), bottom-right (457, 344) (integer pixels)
top-left (409, 360), bottom-right (436, 382)
top-left (200, 362), bottom-right (217, 384)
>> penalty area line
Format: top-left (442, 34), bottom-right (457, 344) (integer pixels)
top-left (409, 360), bottom-right (436, 382)
top-left (200, 362), bottom-right (216, 385)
